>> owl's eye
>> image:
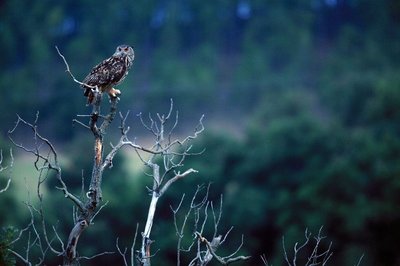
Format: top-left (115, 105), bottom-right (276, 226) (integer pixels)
top-left (124, 47), bottom-right (129, 51)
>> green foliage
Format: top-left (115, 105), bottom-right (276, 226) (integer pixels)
top-left (0, 226), bottom-right (17, 266)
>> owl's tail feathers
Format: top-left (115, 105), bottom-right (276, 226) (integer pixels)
top-left (83, 88), bottom-right (95, 105)
top-left (83, 87), bottom-right (90, 97)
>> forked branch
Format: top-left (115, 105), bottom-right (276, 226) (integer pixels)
top-left (8, 114), bottom-right (84, 211)
top-left (282, 227), bottom-right (333, 266)
top-left (0, 149), bottom-right (13, 194)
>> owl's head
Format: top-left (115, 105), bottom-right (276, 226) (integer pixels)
top-left (114, 44), bottom-right (134, 64)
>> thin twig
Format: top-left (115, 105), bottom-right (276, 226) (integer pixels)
top-left (159, 168), bottom-right (198, 197)
top-left (116, 237), bottom-right (129, 266)
top-left (55, 46), bottom-right (96, 89)
top-left (0, 178), bottom-right (11, 193)
top-left (195, 232), bottom-right (251, 265)
top-left (8, 249), bottom-right (32, 266)
top-left (79, 251), bottom-right (115, 260)
top-left (355, 254), bottom-right (364, 266)
top-left (90, 201), bottom-right (109, 224)
top-left (261, 254), bottom-right (269, 266)
top-left (131, 223), bottom-right (139, 266)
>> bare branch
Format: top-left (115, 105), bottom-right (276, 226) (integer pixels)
top-left (200, 201), bottom-right (210, 236)
top-left (171, 194), bottom-right (186, 266)
top-left (220, 226), bottom-right (234, 246)
top-left (131, 223), bottom-right (139, 266)
top-left (8, 114), bottom-right (85, 211)
top-left (355, 254), bottom-right (364, 266)
top-left (116, 237), bottom-right (129, 266)
top-left (72, 118), bottom-right (91, 130)
top-left (0, 178), bottom-right (11, 194)
top-left (10, 211), bottom-right (35, 246)
top-left (195, 232), bottom-right (251, 265)
top-left (172, 184), bottom-right (250, 266)
top-left (283, 227), bottom-right (334, 266)
top-left (293, 228), bottom-right (311, 266)
top-left (283, 236), bottom-right (291, 266)
top-left (37, 201), bottom-right (63, 255)
top-left (171, 184), bottom-right (212, 265)
top-left (53, 224), bottom-right (65, 252)
top-left (221, 234), bottom-right (245, 260)
top-left (0, 149), bottom-right (13, 194)
top-left (159, 168), bottom-right (198, 197)
top-left (8, 249), bottom-right (32, 266)
top-left (261, 254), bottom-right (270, 266)
top-left (90, 200), bottom-right (109, 224)
top-left (55, 46), bottom-right (96, 89)
top-left (79, 251), bottom-right (115, 260)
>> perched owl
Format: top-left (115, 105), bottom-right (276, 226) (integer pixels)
top-left (81, 45), bottom-right (134, 104)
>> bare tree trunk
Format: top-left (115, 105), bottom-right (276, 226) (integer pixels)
top-left (64, 94), bottom-right (118, 265)
top-left (140, 163), bottom-right (160, 266)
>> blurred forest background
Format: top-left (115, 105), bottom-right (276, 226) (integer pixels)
top-left (1, 0), bottom-right (400, 265)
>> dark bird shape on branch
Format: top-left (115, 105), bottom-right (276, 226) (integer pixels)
top-left (81, 44), bottom-right (134, 104)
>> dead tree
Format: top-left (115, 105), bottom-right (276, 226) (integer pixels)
top-left (7, 98), bottom-right (201, 265)
top-left (132, 101), bottom-right (204, 265)
top-left (5, 46), bottom-right (202, 265)
top-left (7, 48), bottom-right (128, 265)
top-left (6, 49), bottom-right (167, 265)
top-left (5, 47), bottom-right (251, 265)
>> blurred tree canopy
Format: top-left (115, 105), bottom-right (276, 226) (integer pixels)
top-left (1, 0), bottom-right (400, 265)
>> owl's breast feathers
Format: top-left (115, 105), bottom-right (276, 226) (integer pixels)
top-left (82, 55), bottom-right (130, 103)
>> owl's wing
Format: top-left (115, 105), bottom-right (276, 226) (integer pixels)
top-left (82, 56), bottom-right (127, 90)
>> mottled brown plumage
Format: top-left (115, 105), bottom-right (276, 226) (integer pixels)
top-left (82, 45), bottom-right (134, 104)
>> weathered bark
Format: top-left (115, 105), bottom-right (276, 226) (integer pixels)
top-left (63, 220), bottom-right (88, 265)
top-left (63, 94), bottom-right (119, 265)
top-left (140, 164), bottom-right (160, 266)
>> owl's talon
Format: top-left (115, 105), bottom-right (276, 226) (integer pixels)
top-left (109, 88), bottom-right (121, 98)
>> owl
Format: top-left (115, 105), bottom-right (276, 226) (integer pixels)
top-left (81, 45), bottom-right (134, 104)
